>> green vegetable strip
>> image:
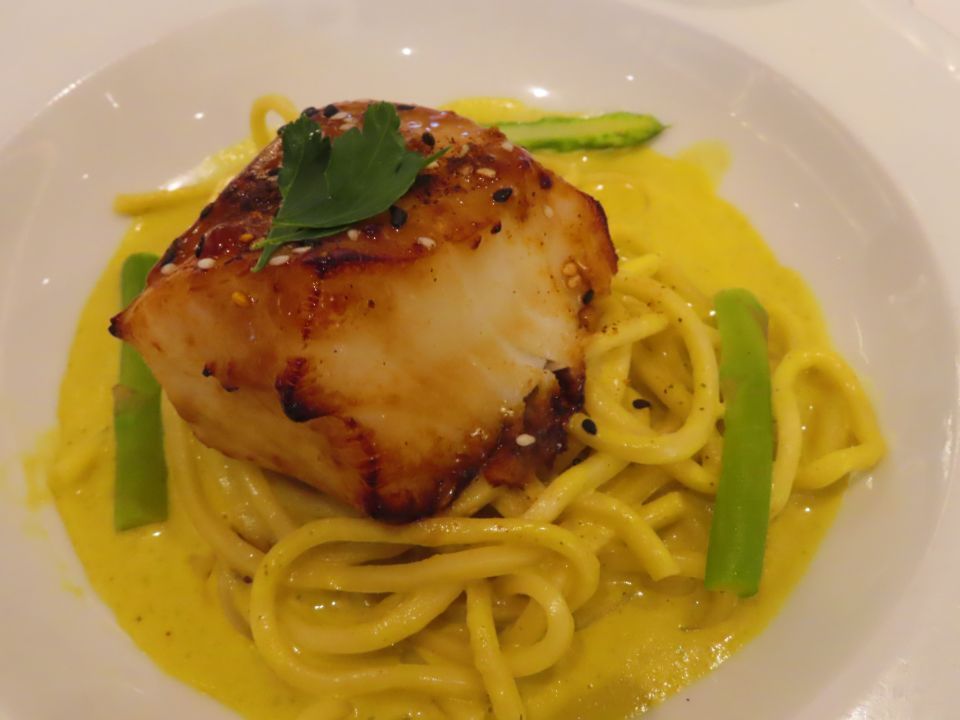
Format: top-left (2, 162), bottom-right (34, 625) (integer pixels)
top-left (704, 289), bottom-right (774, 597)
top-left (114, 253), bottom-right (168, 530)
top-left (496, 112), bottom-right (664, 152)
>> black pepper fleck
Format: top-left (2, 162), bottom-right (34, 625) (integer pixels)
top-left (581, 289), bottom-right (595, 305)
top-left (421, 131), bottom-right (436, 147)
top-left (322, 104), bottom-right (339, 118)
top-left (491, 221), bottom-right (502, 234)
top-left (389, 205), bottom-right (408, 229)
top-left (632, 398), bottom-right (651, 410)
top-left (493, 187), bottom-right (513, 203)
top-left (539, 172), bottom-right (553, 190)
top-left (581, 418), bottom-right (598, 435)
top-left (395, 103), bottom-right (415, 111)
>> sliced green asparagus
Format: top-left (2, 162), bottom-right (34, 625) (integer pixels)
top-left (497, 112), bottom-right (664, 151)
top-left (704, 289), bottom-right (774, 597)
top-left (114, 252), bottom-right (167, 530)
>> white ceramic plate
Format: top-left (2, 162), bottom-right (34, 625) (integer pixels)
top-left (1, 1), bottom-right (958, 718)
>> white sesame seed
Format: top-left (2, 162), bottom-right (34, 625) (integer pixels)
top-left (347, 229), bottom-right (360, 241)
top-left (516, 433), bottom-right (536, 447)
top-left (476, 167), bottom-right (497, 178)
top-left (197, 258), bottom-right (215, 270)
top-left (416, 236), bottom-right (436, 249)
top-left (160, 263), bottom-right (176, 275)
top-left (292, 246), bottom-right (311, 254)
top-left (426, 160), bottom-right (439, 170)
top-left (268, 254), bottom-right (290, 266)
top-left (331, 111), bottom-right (349, 120)
top-left (456, 143), bottom-right (471, 157)
top-left (501, 141), bottom-right (515, 152)
top-left (544, 205), bottom-right (555, 219)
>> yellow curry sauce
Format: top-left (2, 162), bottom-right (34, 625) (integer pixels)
top-left (49, 99), bottom-right (843, 719)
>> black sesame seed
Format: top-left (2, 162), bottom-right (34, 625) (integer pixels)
top-left (199, 203), bottom-right (214, 219)
top-left (539, 172), bottom-right (553, 190)
top-left (301, 106), bottom-right (319, 117)
top-left (389, 205), bottom-right (408, 229)
top-left (421, 131), bottom-right (436, 147)
top-left (491, 221), bottom-right (502, 234)
top-left (396, 103), bottom-right (416, 111)
top-left (201, 364), bottom-right (214, 377)
top-left (322, 104), bottom-right (339, 118)
top-left (581, 418), bottom-right (598, 435)
top-left (581, 289), bottom-right (595, 305)
top-left (493, 187), bottom-right (513, 203)
top-left (632, 398), bottom-right (652, 410)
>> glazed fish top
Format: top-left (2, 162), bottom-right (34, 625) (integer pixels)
top-left (111, 100), bottom-right (617, 521)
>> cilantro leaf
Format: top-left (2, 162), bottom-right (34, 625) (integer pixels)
top-left (253, 102), bottom-right (444, 270)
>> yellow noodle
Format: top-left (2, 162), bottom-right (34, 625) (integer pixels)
top-left (466, 582), bottom-right (524, 720)
top-left (237, 465), bottom-right (297, 541)
top-left (113, 178), bottom-right (222, 216)
top-left (571, 494), bottom-right (679, 580)
top-left (163, 396), bottom-right (263, 578)
top-left (572, 276), bottom-right (721, 464)
top-left (770, 349), bottom-right (885, 513)
top-left (250, 93), bottom-right (300, 149)
top-left (586, 314), bottom-right (669, 361)
top-left (269, 518), bottom-right (598, 606)
top-left (284, 585), bottom-right (463, 654)
top-left (523, 453), bottom-right (628, 522)
top-left (494, 573), bottom-right (574, 677)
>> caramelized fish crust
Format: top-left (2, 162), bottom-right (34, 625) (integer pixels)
top-left (111, 101), bottom-right (617, 521)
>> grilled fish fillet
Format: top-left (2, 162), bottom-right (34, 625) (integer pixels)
top-left (111, 100), bottom-right (617, 521)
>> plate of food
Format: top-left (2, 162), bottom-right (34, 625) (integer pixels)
top-left (0, 1), bottom-right (957, 719)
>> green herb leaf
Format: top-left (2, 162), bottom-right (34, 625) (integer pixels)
top-left (254, 102), bottom-right (444, 270)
